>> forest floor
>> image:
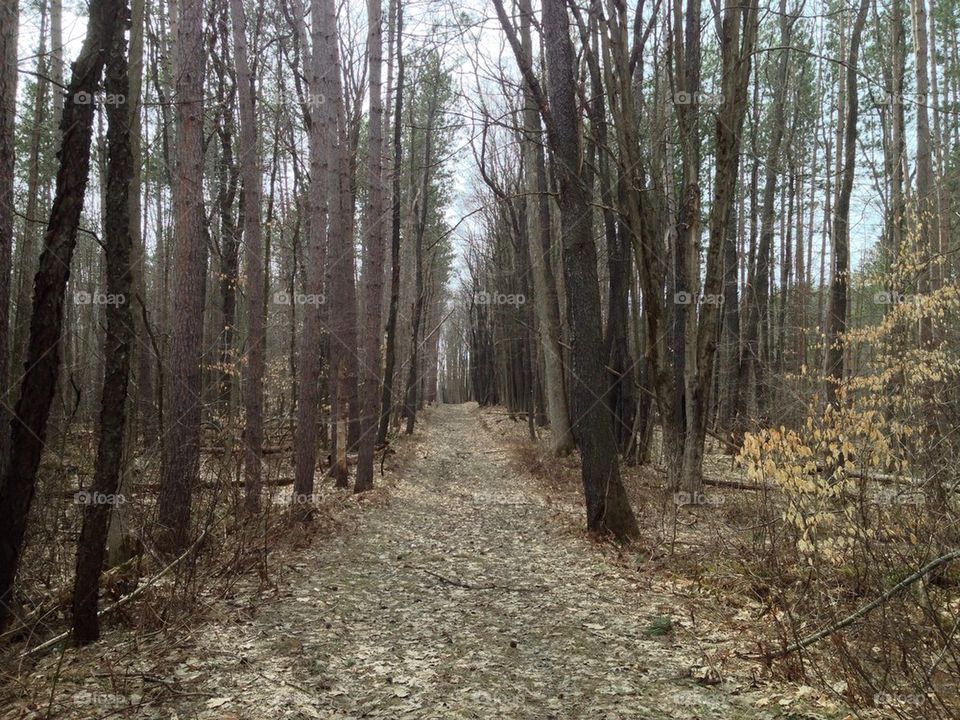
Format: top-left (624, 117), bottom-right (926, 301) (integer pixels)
top-left (3, 403), bottom-right (867, 719)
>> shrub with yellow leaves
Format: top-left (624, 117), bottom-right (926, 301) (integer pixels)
top-left (732, 252), bottom-right (959, 717)
top-left (739, 404), bottom-right (909, 564)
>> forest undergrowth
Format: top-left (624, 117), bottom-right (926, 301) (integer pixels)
top-left (480, 407), bottom-right (957, 720)
top-left (0, 415), bottom-right (419, 718)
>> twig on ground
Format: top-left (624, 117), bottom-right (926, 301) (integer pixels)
top-left (403, 563), bottom-right (541, 593)
top-left (22, 527), bottom-right (213, 659)
top-left (745, 548), bottom-right (960, 659)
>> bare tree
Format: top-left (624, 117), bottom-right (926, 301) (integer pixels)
top-left (230, 0), bottom-right (265, 511)
top-left (517, 0), bottom-right (572, 456)
top-left (292, 0), bottom-right (331, 511)
top-left (824, 0), bottom-right (870, 406)
top-left (72, 2), bottom-right (135, 643)
top-left (0, 0), bottom-right (126, 631)
top-left (540, 0), bottom-right (637, 540)
top-left (402, 77), bottom-right (437, 436)
top-left (12, 5), bottom-right (48, 379)
top-left (156, 0), bottom-right (210, 551)
top-left (679, 0), bottom-right (758, 490)
top-left (356, 0), bottom-right (385, 492)
top-left (0, 0), bottom-right (17, 471)
top-left (377, 0), bottom-right (403, 445)
top-left (322, 0), bottom-right (361, 487)
top-left (910, 0), bottom-right (937, 346)
top-left (734, 0), bottom-right (797, 437)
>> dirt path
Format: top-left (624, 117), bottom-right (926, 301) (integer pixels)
top-left (11, 403), bottom-right (841, 719)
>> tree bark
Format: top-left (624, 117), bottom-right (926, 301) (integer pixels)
top-left (910, 0), bottom-right (937, 346)
top-left (541, 0), bottom-right (637, 541)
top-left (230, 0), bottom-right (265, 511)
top-left (0, 0), bottom-right (18, 472)
top-left (0, 0), bottom-right (124, 631)
top-left (824, 0), bottom-right (869, 406)
top-left (72, 4), bottom-right (135, 643)
top-left (292, 0), bottom-right (330, 511)
top-left (156, 0), bottom-right (209, 552)
top-left (355, 0), bottom-right (385, 493)
top-left (518, 0), bottom-right (573, 456)
top-left (402, 84), bottom-right (436, 435)
top-left (12, 5), bottom-right (48, 388)
top-left (377, 0), bottom-right (403, 445)
top-left (886, 0), bottom-right (906, 267)
top-left (679, 0), bottom-right (757, 491)
top-left (735, 0), bottom-right (793, 437)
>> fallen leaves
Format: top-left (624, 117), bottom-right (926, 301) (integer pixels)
top-left (3, 406), bottom-right (855, 720)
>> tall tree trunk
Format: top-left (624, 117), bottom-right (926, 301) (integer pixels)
top-left (71, 5), bottom-right (135, 643)
top-left (667, 0), bottom-right (701, 490)
top-left (211, 5), bottom-right (239, 417)
top-left (910, 0), bottom-right (936, 346)
top-left (215, 99), bottom-right (239, 414)
top-left (126, 0), bottom-right (153, 446)
top-left (50, 0), bottom-right (64, 132)
top-left (0, 0), bottom-right (19, 472)
top-left (156, 0), bottom-right (209, 552)
top-left (718, 198), bottom-right (740, 433)
top-left (825, 0), bottom-right (869, 406)
top-left (230, 0), bottom-right (265, 511)
top-left (321, 0), bottom-right (360, 485)
top-left (292, 0), bottom-right (330, 511)
top-left (542, 0), bottom-right (637, 540)
top-left (355, 0), bottom-right (385, 493)
top-left (679, 0), bottom-right (757, 490)
top-left (378, 0), bottom-right (403, 445)
top-left (928, 4), bottom-right (945, 304)
top-left (13, 2), bottom-right (50, 390)
top-left (105, 0), bottom-right (143, 568)
top-left (887, 0), bottom-right (906, 266)
top-left (403, 87), bottom-right (435, 435)
top-left (735, 0), bottom-right (793, 437)
top-left (0, 0), bottom-right (123, 631)
top-left (518, 0), bottom-right (573, 456)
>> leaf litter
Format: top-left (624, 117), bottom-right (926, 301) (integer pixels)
top-left (2, 404), bottom-right (873, 719)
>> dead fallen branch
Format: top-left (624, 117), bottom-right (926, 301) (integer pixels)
top-left (702, 476), bottom-right (764, 491)
top-left (650, 465), bottom-right (763, 492)
top-left (21, 527), bottom-right (213, 659)
top-left (403, 563), bottom-right (541, 593)
top-left (751, 547), bottom-right (960, 660)
top-left (200, 445), bottom-right (291, 455)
